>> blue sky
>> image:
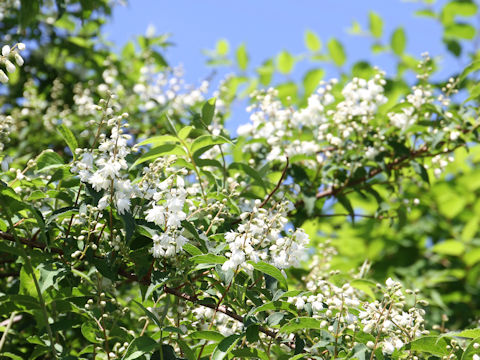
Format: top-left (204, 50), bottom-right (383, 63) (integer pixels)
top-left (103, 0), bottom-right (461, 131)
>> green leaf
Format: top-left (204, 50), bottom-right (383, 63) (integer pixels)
top-left (350, 279), bottom-right (376, 300)
top-left (252, 300), bottom-right (298, 315)
top-left (177, 125), bottom-right (193, 140)
top-left (461, 336), bottom-right (480, 360)
top-left (133, 143), bottom-right (186, 167)
top-left (442, 1), bottom-right (478, 25)
top-left (248, 261), bottom-right (288, 289)
top-left (190, 254), bottom-right (227, 265)
top-left (327, 38), bottom-right (346, 67)
top-left (201, 98), bottom-right (217, 126)
top-left (36, 150), bottom-right (64, 171)
top-left (183, 243), bottom-right (203, 256)
top-left (188, 330), bottom-right (225, 342)
top-left (460, 61), bottom-right (480, 81)
top-left (228, 162), bottom-right (267, 190)
top-left (257, 59), bottom-right (275, 86)
top-left (277, 51), bottom-right (295, 75)
top-left (409, 336), bottom-right (450, 357)
top-left (81, 322), bottom-right (101, 344)
top-left (216, 39), bottom-right (229, 56)
top-left (303, 68), bottom-right (325, 96)
top-left (236, 43), bottom-right (249, 71)
top-left (122, 336), bottom-right (160, 360)
top-left (279, 317), bottom-right (322, 334)
top-left (211, 333), bottom-right (244, 360)
top-left (136, 135), bottom-right (179, 147)
top-left (175, 338), bottom-right (195, 360)
top-left (444, 23), bottom-right (476, 40)
top-left (191, 134), bottom-right (231, 155)
top-left (411, 161), bottom-right (430, 184)
top-left (231, 348), bottom-right (269, 360)
top-left (369, 11), bottom-right (383, 38)
top-left (391, 27), bottom-right (406, 56)
top-left (57, 124), bottom-right (78, 158)
top-left (304, 30), bottom-right (321, 52)
top-left (432, 240), bottom-right (465, 256)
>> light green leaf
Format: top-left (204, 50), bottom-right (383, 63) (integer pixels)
top-left (216, 39), bottom-right (229, 56)
top-left (303, 68), bottom-right (325, 96)
top-left (350, 279), bottom-right (376, 300)
top-left (327, 38), bottom-right (346, 67)
top-left (178, 125), bottom-right (193, 140)
top-left (136, 135), bottom-right (179, 147)
top-left (432, 240), bottom-right (465, 256)
top-left (279, 317), bottom-right (322, 334)
top-left (442, 1), bottom-right (478, 25)
top-left (369, 11), bottom-right (383, 38)
top-left (190, 254), bottom-right (227, 265)
top-left (391, 27), bottom-right (406, 56)
top-left (409, 336), bottom-right (450, 357)
top-left (305, 30), bottom-right (321, 52)
top-left (57, 124), bottom-right (78, 157)
top-left (132, 143), bottom-right (187, 167)
top-left (236, 43), bottom-right (249, 71)
top-left (444, 23), bottom-right (476, 40)
top-left (277, 50), bottom-right (295, 74)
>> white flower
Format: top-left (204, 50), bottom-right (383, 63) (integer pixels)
top-left (14, 53), bottom-right (24, 66)
top-left (2, 45), bottom-right (10, 56)
top-left (17, 43), bottom-right (26, 51)
top-left (5, 59), bottom-right (15, 73)
top-left (145, 205), bottom-right (165, 226)
top-left (0, 70), bottom-right (8, 83)
top-left (116, 196), bottom-right (131, 214)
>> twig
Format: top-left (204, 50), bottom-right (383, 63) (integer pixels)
top-left (259, 157), bottom-right (289, 209)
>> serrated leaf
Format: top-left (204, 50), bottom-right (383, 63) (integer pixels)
top-left (136, 135), bottom-right (179, 147)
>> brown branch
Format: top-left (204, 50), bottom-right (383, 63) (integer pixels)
top-left (0, 231), bottom-right (63, 255)
top-left (259, 157), bottom-right (289, 209)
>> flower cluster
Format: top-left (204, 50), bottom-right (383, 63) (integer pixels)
top-left (193, 306), bottom-right (243, 336)
top-left (0, 115), bottom-right (14, 152)
top-left (222, 200), bottom-right (310, 272)
top-left (287, 277), bottom-right (428, 355)
top-left (133, 64), bottom-right (209, 114)
top-left (0, 43), bottom-right (25, 84)
top-left (144, 173), bottom-right (190, 257)
top-left (73, 110), bottom-right (134, 215)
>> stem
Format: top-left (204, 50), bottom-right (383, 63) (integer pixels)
top-left (1, 205), bottom-right (57, 359)
top-left (0, 311), bottom-right (16, 353)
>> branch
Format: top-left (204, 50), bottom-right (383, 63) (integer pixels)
top-left (259, 157), bottom-right (289, 209)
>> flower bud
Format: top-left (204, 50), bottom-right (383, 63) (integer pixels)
top-left (2, 45), bottom-right (10, 56)
top-left (14, 53), bottom-right (24, 66)
top-left (0, 70), bottom-right (8, 83)
top-left (5, 59), bottom-right (15, 73)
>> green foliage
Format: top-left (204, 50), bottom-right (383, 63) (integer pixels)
top-left (2, 1), bottom-right (480, 360)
